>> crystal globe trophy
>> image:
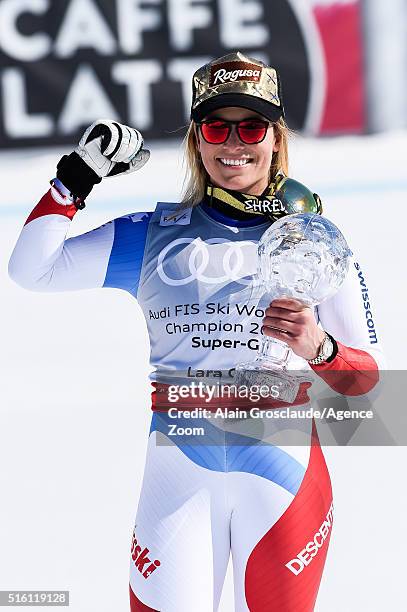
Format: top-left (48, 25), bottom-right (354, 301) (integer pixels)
top-left (234, 212), bottom-right (352, 402)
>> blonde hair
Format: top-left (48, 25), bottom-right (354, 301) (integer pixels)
top-left (180, 117), bottom-right (290, 208)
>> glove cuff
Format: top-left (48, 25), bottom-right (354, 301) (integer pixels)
top-left (56, 152), bottom-right (102, 200)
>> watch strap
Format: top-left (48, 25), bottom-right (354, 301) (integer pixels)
top-left (308, 332), bottom-right (338, 365)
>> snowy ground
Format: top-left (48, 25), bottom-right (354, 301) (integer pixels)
top-left (1, 131), bottom-right (407, 611)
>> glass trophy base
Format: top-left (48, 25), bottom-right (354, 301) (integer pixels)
top-left (234, 360), bottom-right (303, 404)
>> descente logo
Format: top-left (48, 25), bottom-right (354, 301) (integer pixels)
top-left (210, 62), bottom-right (262, 86)
top-left (285, 502), bottom-right (334, 576)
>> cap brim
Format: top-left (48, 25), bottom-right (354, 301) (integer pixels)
top-left (191, 93), bottom-right (284, 123)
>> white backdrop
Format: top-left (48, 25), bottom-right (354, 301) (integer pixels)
top-left (1, 131), bottom-right (407, 610)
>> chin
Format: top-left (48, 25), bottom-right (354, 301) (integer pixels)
top-left (218, 176), bottom-right (252, 192)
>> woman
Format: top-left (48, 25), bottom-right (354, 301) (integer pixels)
top-left (9, 52), bottom-right (382, 611)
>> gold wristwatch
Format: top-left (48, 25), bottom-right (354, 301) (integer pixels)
top-left (307, 333), bottom-right (335, 365)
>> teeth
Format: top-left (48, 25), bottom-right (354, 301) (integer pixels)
top-left (219, 158), bottom-right (249, 166)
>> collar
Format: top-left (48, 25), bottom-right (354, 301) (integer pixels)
top-left (204, 176), bottom-right (288, 222)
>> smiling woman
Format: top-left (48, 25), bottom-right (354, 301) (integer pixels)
top-left (8, 50), bottom-right (383, 612)
top-left (182, 107), bottom-right (289, 209)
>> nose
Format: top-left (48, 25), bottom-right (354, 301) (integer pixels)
top-left (224, 125), bottom-right (243, 148)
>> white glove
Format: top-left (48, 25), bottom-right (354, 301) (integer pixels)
top-left (75, 119), bottom-right (150, 178)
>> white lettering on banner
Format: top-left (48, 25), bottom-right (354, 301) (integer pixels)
top-left (0, 0), bottom-right (51, 62)
top-left (1, 68), bottom-right (53, 137)
top-left (167, 57), bottom-right (210, 120)
top-left (58, 65), bottom-right (119, 134)
top-left (0, 0), bottom-right (315, 145)
top-left (0, 0), bottom-right (270, 60)
top-left (54, 0), bottom-right (117, 58)
top-left (117, 0), bottom-right (162, 54)
top-left (112, 60), bottom-right (162, 130)
top-left (285, 502), bottom-right (334, 576)
top-left (218, 0), bottom-right (269, 48)
top-left (167, 0), bottom-right (212, 51)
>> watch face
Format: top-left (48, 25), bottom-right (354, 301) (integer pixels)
top-left (322, 336), bottom-right (334, 360)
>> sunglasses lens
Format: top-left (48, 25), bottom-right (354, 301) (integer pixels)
top-left (237, 120), bottom-right (268, 144)
top-left (201, 121), bottom-right (230, 143)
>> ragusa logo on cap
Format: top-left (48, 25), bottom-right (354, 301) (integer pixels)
top-left (210, 61), bottom-right (262, 87)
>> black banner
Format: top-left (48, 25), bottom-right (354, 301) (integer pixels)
top-left (0, 0), bottom-right (321, 149)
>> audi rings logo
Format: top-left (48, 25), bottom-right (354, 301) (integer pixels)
top-left (157, 238), bottom-right (256, 286)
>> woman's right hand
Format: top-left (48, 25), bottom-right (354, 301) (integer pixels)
top-left (75, 119), bottom-right (150, 178)
top-left (56, 119), bottom-right (150, 201)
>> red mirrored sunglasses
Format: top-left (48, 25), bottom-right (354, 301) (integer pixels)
top-left (197, 118), bottom-right (272, 145)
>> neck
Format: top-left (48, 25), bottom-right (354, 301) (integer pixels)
top-left (204, 185), bottom-right (264, 221)
top-left (202, 181), bottom-right (283, 222)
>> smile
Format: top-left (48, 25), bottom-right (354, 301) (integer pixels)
top-left (218, 158), bottom-right (252, 166)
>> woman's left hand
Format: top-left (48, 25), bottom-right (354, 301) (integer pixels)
top-left (262, 298), bottom-right (326, 361)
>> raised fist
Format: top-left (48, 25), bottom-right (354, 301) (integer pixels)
top-left (56, 119), bottom-right (150, 201)
top-left (75, 119), bottom-right (150, 178)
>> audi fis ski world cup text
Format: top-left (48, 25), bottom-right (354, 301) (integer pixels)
top-left (149, 301), bottom-right (265, 352)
